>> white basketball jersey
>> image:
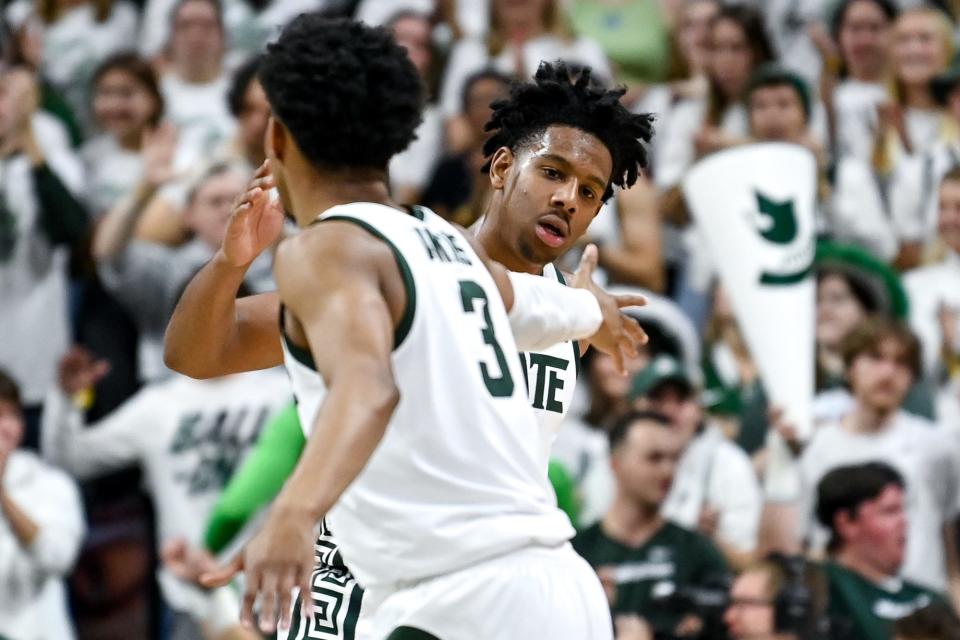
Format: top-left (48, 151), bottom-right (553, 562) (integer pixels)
top-left (519, 263), bottom-right (581, 466)
top-left (281, 203), bottom-right (573, 589)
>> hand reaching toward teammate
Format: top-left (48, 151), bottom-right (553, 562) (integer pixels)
top-left (220, 160), bottom-right (286, 268)
top-left (573, 244), bottom-right (649, 374)
top-left (201, 503), bottom-right (315, 633)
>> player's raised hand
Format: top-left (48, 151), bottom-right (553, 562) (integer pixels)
top-left (572, 244), bottom-right (648, 374)
top-left (57, 346), bottom-right (111, 396)
top-left (141, 122), bottom-right (178, 188)
top-left (220, 160), bottom-right (285, 268)
top-left (201, 503), bottom-right (315, 633)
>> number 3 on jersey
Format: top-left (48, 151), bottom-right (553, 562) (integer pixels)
top-left (459, 280), bottom-right (515, 397)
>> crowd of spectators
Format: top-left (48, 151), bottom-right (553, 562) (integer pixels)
top-left (2, 0), bottom-right (960, 638)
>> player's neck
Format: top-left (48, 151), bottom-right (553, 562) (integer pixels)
top-left (603, 495), bottom-right (663, 547)
top-left (474, 218), bottom-right (543, 275)
top-left (834, 549), bottom-right (895, 585)
top-left (288, 170), bottom-right (397, 227)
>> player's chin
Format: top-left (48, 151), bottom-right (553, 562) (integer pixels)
top-left (530, 234), bottom-right (572, 262)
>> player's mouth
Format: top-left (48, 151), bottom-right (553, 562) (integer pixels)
top-left (534, 214), bottom-right (569, 249)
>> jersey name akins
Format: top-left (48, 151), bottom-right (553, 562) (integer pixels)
top-left (519, 352), bottom-right (569, 414)
top-left (169, 405), bottom-right (270, 496)
top-left (415, 227), bottom-right (473, 265)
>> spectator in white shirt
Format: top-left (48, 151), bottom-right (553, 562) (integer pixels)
top-left (42, 349), bottom-right (290, 639)
top-left (386, 10), bottom-right (444, 206)
top-left (0, 368), bottom-right (85, 640)
top-left (0, 65), bottom-right (87, 446)
top-left (439, 0), bottom-right (611, 151)
top-left (159, 0), bottom-right (235, 170)
top-left (4, 0), bottom-right (139, 132)
top-left (655, 4), bottom-right (774, 194)
top-left (904, 167), bottom-right (960, 386)
top-left (785, 318), bottom-right (960, 594)
top-left (889, 57), bottom-right (960, 262)
top-left (824, 0), bottom-right (898, 162)
top-left (82, 53), bottom-right (165, 218)
top-left (871, 6), bottom-right (953, 205)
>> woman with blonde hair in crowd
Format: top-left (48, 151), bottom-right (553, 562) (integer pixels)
top-left (872, 6), bottom-right (954, 176)
top-left (4, 0), bottom-right (138, 132)
top-left (439, 0), bottom-right (611, 151)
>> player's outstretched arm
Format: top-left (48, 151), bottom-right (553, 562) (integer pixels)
top-left (201, 222), bottom-right (402, 634)
top-left (164, 161), bottom-right (285, 378)
top-left (460, 227), bottom-right (648, 373)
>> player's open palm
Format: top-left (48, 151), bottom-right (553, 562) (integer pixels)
top-left (573, 244), bottom-right (648, 373)
top-left (202, 504), bottom-right (315, 634)
top-left (221, 159), bottom-right (285, 268)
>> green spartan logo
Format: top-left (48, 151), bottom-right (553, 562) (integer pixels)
top-left (752, 191), bottom-right (810, 285)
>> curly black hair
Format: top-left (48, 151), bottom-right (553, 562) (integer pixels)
top-left (227, 54), bottom-right (263, 118)
top-left (259, 14), bottom-right (424, 172)
top-left (482, 61), bottom-right (654, 201)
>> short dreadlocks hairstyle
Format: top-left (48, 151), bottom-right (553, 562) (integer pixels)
top-left (482, 61), bottom-right (654, 202)
top-left (259, 14), bottom-right (424, 173)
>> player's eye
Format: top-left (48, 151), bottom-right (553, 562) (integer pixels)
top-left (581, 187), bottom-right (596, 200)
top-left (542, 167), bottom-right (561, 180)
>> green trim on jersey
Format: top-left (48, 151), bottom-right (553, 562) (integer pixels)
top-left (314, 215), bottom-right (418, 350)
top-left (282, 327), bottom-right (318, 370)
top-left (549, 265), bottom-right (582, 377)
top-left (410, 206), bottom-right (426, 221)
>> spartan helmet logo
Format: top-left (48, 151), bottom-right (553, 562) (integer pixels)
top-left (750, 190), bottom-right (812, 285)
top-left (752, 191), bottom-right (798, 245)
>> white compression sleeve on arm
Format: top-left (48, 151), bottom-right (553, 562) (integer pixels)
top-left (507, 271), bottom-right (603, 351)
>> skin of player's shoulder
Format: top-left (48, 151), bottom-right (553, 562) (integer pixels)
top-left (274, 219), bottom-right (409, 339)
top-left (274, 220), bottom-right (396, 291)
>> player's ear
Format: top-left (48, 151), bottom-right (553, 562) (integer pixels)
top-left (488, 147), bottom-right (514, 191)
top-left (266, 116), bottom-right (285, 163)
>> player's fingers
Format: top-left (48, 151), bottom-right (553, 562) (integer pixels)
top-left (623, 316), bottom-right (648, 346)
top-left (258, 571), bottom-right (279, 633)
top-left (613, 294), bottom-right (647, 309)
top-left (298, 565), bottom-right (314, 619)
top-left (610, 341), bottom-right (627, 376)
top-left (239, 567), bottom-right (260, 629)
top-left (277, 567), bottom-right (297, 631)
top-left (618, 332), bottom-right (639, 359)
top-left (241, 187), bottom-right (262, 207)
top-left (249, 176), bottom-right (273, 192)
top-left (575, 244), bottom-right (599, 281)
top-left (200, 554), bottom-right (243, 588)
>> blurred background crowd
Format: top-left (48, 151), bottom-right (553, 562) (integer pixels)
top-left (2, 0), bottom-right (960, 639)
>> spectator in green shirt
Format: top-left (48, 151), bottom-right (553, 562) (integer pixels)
top-left (573, 409), bottom-right (729, 637)
top-left (816, 462), bottom-right (951, 640)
